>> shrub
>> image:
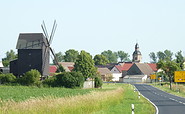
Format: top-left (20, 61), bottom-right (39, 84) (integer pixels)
top-left (42, 76), bottom-right (57, 87)
top-left (0, 73), bottom-right (16, 84)
top-left (56, 71), bottom-right (84, 88)
top-left (94, 75), bottom-right (103, 88)
top-left (20, 69), bottom-right (41, 86)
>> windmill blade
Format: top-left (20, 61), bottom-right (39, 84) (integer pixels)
top-left (49, 20), bottom-right (57, 44)
top-left (50, 47), bottom-right (60, 69)
top-left (41, 21), bottom-right (49, 41)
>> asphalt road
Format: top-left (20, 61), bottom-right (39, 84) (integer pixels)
top-left (134, 84), bottom-right (185, 114)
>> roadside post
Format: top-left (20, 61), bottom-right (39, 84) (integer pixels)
top-left (138, 92), bottom-right (140, 99)
top-left (131, 104), bottom-right (134, 114)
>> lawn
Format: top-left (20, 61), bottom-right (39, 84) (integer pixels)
top-left (0, 84), bottom-right (156, 114)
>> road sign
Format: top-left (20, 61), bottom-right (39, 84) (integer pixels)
top-left (150, 74), bottom-right (156, 79)
top-left (174, 71), bottom-right (185, 82)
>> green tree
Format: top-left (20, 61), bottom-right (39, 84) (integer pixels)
top-left (117, 51), bottom-right (130, 62)
top-left (54, 52), bottom-right (64, 63)
top-left (101, 50), bottom-right (118, 63)
top-left (0, 73), bottom-right (16, 84)
top-left (74, 50), bottom-right (97, 79)
top-left (2, 50), bottom-right (17, 67)
top-left (164, 50), bottom-right (173, 61)
top-left (56, 71), bottom-right (84, 88)
top-left (157, 51), bottom-right (166, 60)
top-left (64, 49), bottom-right (79, 62)
top-left (157, 60), bottom-right (181, 90)
top-left (175, 51), bottom-right (184, 70)
top-left (149, 52), bottom-right (157, 63)
top-left (93, 54), bottom-right (109, 65)
top-left (20, 69), bottom-right (41, 86)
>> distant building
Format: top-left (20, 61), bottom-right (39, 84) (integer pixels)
top-left (97, 67), bottom-right (112, 81)
top-left (132, 43), bottom-right (142, 63)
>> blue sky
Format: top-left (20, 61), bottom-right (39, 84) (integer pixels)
top-left (1, 0), bottom-right (185, 62)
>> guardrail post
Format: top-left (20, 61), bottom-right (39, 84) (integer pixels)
top-left (131, 104), bottom-right (134, 114)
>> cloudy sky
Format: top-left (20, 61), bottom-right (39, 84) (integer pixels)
top-left (1, 0), bottom-right (185, 62)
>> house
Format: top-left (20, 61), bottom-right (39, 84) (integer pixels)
top-left (49, 65), bottom-right (57, 76)
top-left (121, 63), bottom-right (155, 83)
top-left (58, 62), bottom-right (74, 72)
top-left (111, 63), bottom-right (133, 81)
top-left (97, 67), bottom-right (112, 81)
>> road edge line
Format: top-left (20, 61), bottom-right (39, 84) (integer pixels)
top-left (133, 85), bottom-right (159, 114)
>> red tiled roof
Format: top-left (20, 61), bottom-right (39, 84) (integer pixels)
top-left (115, 63), bottom-right (133, 72)
top-left (49, 65), bottom-right (57, 73)
top-left (122, 63), bottom-right (133, 71)
top-left (147, 63), bottom-right (157, 71)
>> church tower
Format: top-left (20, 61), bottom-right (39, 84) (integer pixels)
top-left (132, 43), bottom-right (142, 63)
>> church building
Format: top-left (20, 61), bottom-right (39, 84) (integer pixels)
top-left (132, 43), bottom-right (142, 63)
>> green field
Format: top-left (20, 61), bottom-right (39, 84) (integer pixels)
top-left (0, 84), bottom-right (155, 114)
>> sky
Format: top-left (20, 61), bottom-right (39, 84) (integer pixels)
top-left (1, 0), bottom-right (185, 63)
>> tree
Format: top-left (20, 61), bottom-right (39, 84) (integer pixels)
top-left (54, 52), bottom-right (64, 63)
top-left (117, 51), bottom-right (130, 62)
top-left (64, 49), bottom-right (79, 62)
top-left (56, 71), bottom-right (84, 88)
top-left (164, 50), bottom-right (173, 61)
top-left (149, 52), bottom-right (157, 63)
top-left (20, 69), bottom-right (41, 86)
top-left (74, 50), bottom-right (97, 79)
top-left (157, 51), bottom-right (166, 60)
top-left (2, 50), bottom-right (17, 67)
top-left (101, 50), bottom-right (118, 63)
top-left (175, 51), bottom-right (184, 70)
top-left (157, 60), bottom-right (181, 90)
top-left (93, 54), bottom-right (109, 65)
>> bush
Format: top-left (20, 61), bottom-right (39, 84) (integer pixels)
top-left (94, 75), bottom-right (103, 88)
top-left (0, 73), bottom-right (16, 84)
top-left (19, 69), bottom-right (41, 86)
top-left (56, 71), bottom-right (84, 88)
top-left (42, 76), bottom-right (57, 87)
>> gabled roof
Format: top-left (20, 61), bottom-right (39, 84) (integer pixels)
top-left (114, 63), bottom-right (133, 73)
top-left (135, 63), bottom-right (154, 76)
top-left (147, 63), bottom-right (157, 71)
top-left (16, 33), bottom-right (47, 49)
top-left (127, 63), bottom-right (154, 76)
top-left (97, 68), bottom-right (112, 75)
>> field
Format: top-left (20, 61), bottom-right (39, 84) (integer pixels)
top-left (0, 84), bottom-right (155, 114)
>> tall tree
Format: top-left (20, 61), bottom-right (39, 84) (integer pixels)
top-left (64, 49), bottom-right (79, 62)
top-left (93, 54), bottom-right (109, 65)
top-left (175, 50), bottom-right (184, 70)
top-left (53, 52), bottom-right (64, 64)
top-left (101, 50), bottom-right (118, 63)
top-left (149, 52), bottom-right (157, 63)
top-left (74, 50), bottom-right (97, 79)
top-left (157, 60), bottom-right (181, 90)
top-left (157, 51), bottom-right (166, 60)
top-left (2, 50), bottom-right (17, 67)
top-left (164, 50), bottom-right (173, 61)
top-left (117, 51), bottom-right (130, 62)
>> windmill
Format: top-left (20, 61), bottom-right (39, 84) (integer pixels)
top-left (41, 20), bottom-right (61, 73)
top-left (10, 20), bottom-right (60, 77)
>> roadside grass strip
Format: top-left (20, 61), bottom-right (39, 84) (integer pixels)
top-left (94, 84), bottom-right (156, 114)
top-left (0, 87), bottom-right (124, 114)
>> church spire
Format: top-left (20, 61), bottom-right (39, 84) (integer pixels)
top-left (132, 43), bottom-right (142, 63)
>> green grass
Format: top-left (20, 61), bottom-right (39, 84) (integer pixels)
top-left (0, 85), bottom-right (96, 102)
top-left (94, 84), bottom-right (156, 114)
top-left (152, 82), bottom-right (185, 98)
top-left (0, 84), bottom-right (156, 114)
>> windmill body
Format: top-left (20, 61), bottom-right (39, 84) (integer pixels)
top-left (10, 33), bottom-right (49, 77)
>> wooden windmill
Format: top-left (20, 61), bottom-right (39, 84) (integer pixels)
top-left (10, 20), bottom-right (60, 77)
